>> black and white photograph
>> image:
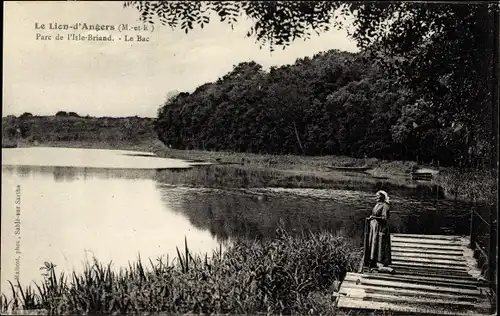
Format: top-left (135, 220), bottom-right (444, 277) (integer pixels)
top-left (1, 1), bottom-right (498, 315)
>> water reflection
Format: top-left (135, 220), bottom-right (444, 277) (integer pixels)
top-left (2, 165), bottom-right (160, 182)
top-left (160, 186), bottom-right (479, 247)
top-left (1, 165), bottom-right (220, 293)
top-left (0, 153), bottom-right (490, 295)
top-left (1, 147), bottom-right (192, 169)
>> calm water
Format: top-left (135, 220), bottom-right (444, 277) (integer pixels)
top-left (1, 147), bottom-right (479, 293)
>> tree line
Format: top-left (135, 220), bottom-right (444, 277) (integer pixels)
top-left (130, 2), bottom-right (496, 168)
top-left (155, 49), bottom-right (489, 167)
top-left (2, 114), bottom-right (155, 145)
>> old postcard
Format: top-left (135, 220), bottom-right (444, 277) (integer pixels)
top-left (1, 1), bottom-right (497, 315)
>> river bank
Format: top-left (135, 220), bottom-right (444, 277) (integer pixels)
top-left (143, 142), bottom-right (499, 205)
top-left (10, 139), bottom-right (497, 204)
top-left (2, 141), bottom-right (493, 315)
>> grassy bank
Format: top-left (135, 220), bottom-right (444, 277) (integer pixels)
top-left (147, 143), bottom-right (497, 204)
top-left (9, 138), bottom-right (497, 203)
top-left (432, 168), bottom-right (498, 205)
top-left (2, 115), bottom-right (156, 149)
top-left (3, 115), bottom-right (496, 204)
top-left (153, 165), bottom-right (440, 199)
top-left (1, 227), bottom-right (362, 315)
top-left (149, 144), bottom-right (416, 175)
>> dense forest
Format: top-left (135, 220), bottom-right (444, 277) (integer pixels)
top-left (155, 49), bottom-right (491, 167)
top-left (2, 50), bottom-right (492, 169)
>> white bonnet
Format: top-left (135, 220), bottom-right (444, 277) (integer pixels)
top-left (376, 190), bottom-right (390, 203)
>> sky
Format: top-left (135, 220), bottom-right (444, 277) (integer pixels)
top-left (3, 1), bottom-right (359, 118)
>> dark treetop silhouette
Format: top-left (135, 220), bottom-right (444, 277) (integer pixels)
top-left (125, 1), bottom-right (498, 168)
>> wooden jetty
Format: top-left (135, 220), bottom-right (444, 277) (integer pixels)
top-left (337, 233), bottom-right (496, 315)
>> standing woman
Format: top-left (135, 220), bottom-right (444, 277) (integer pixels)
top-left (366, 190), bottom-right (391, 270)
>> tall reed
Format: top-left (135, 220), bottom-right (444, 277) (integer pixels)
top-left (433, 168), bottom-right (497, 204)
top-left (1, 226), bottom-right (361, 315)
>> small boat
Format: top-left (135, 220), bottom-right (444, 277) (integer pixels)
top-left (326, 166), bottom-right (371, 172)
top-left (372, 176), bottom-right (389, 180)
top-left (411, 172), bottom-right (434, 181)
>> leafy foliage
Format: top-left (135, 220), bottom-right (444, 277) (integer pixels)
top-left (20, 112), bottom-right (33, 118)
top-left (123, 1), bottom-right (346, 50)
top-left (349, 3), bottom-right (498, 166)
top-left (155, 50), bottom-right (485, 166)
top-left (127, 1), bottom-right (497, 167)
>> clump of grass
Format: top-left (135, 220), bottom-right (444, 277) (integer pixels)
top-left (433, 168), bottom-right (498, 204)
top-left (0, 264), bottom-right (57, 314)
top-left (2, 225), bottom-right (361, 315)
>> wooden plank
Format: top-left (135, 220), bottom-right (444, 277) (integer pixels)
top-left (337, 297), bottom-right (478, 315)
top-left (392, 236), bottom-right (463, 244)
top-left (392, 234), bottom-right (462, 240)
top-left (392, 248), bottom-right (464, 256)
top-left (359, 273), bottom-right (480, 289)
top-left (391, 237), bottom-right (461, 246)
top-left (340, 284), bottom-right (480, 305)
top-left (362, 272), bottom-right (479, 286)
top-left (392, 271), bottom-right (475, 281)
top-left (391, 242), bottom-right (463, 251)
top-left (344, 274), bottom-right (480, 296)
top-left (392, 251), bottom-right (465, 259)
top-left (391, 256), bottom-right (468, 266)
top-left (389, 265), bottom-right (474, 278)
top-left (391, 243), bottom-right (463, 249)
top-left (342, 274), bottom-right (480, 295)
top-left (340, 283), bottom-right (481, 302)
top-left (344, 273), bottom-right (480, 294)
top-left (340, 289), bottom-right (480, 309)
top-left (341, 234), bottom-right (493, 314)
top-left (392, 251), bottom-right (466, 261)
top-left (390, 260), bottom-right (469, 271)
top-left (389, 268), bottom-right (472, 280)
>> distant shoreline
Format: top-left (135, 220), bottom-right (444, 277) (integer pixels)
top-left (2, 115), bottom-right (495, 204)
top-left (3, 138), bottom-right (494, 205)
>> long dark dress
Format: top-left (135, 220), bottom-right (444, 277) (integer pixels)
top-left (367, 202), bottom-right (391, 266)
